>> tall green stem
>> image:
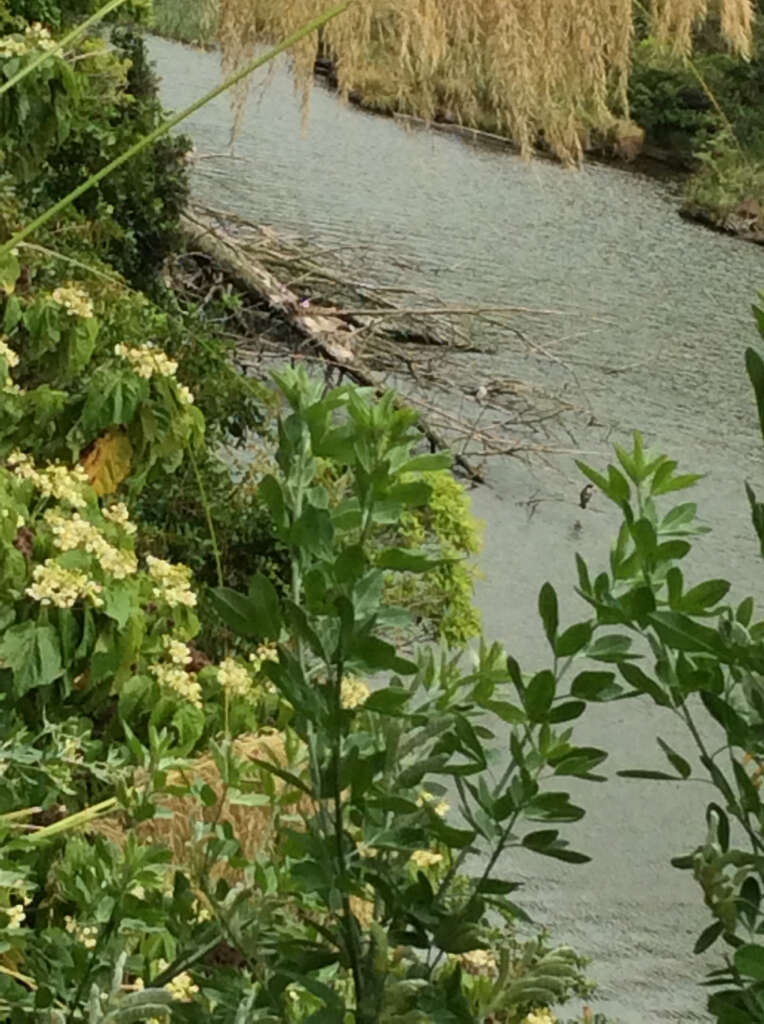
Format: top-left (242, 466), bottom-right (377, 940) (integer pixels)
top-left (0, 0), bottom-right (355, 256)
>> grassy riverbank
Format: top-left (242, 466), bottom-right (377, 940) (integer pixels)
top-left (152, 0), bottom-right (764, 240)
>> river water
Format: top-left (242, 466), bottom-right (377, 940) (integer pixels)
top-left (149, 35), bottom-right (764, 1022)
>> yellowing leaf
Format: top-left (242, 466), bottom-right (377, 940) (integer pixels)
top-left (81, 430), bottom-right (132, 496)
top-left (0, 250), bottom-right (20, 295)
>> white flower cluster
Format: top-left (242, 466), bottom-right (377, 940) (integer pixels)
top-left (248, 642), bottom-right (278, 675)
top-left (152, 639), bottom-right (201, 708)
top-left (26, 560), bottom-right (103, 609)
top-left (44, 509), bottom-right (137, 580)
top-left (217, 656), bottom-right (253, 698)
top-left (0, 338), bottom-right (19, 368)
top-left (102, 501), bottom-right (137, 535)
top-left (64, 916), bottom-right (98, 949)
top-left (8, 451), bottom-right (90, 509)
top-left (114, 343), bottom-right (177, 380)
top-left (146, 556), bottom-right (197, 608)
top-left (51, 284), bottom-right (94, 319)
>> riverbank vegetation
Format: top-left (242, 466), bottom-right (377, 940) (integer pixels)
top-left (153, 0), bottom-right (764, 240)
top-left (3, 1), bottom-right (764, 1021)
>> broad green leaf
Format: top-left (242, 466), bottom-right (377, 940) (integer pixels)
top-left (652, 471), bottom-right (703, 496)
top-left (649, 611), bottom-right (728, 658)
top-left (246, 573), bottom-right (282, 639)
top-left (524, 670), bottom-right (555, 721)
top-left (734, 943), bottom-right (764, 981)
top-left (485, 700), bottom-right (526, 724)
top-left (618, 663), bottom-right (671, 705)
top-left (364, 687), bottom-right (410, 715)
top-left (745, 481), bottom-right (764, 557)
top-left (587, 633), bottom-right (635, 663)
top-left (0, 622), bottom-right (62, 695)
top-left (737, 596), bottom-right (755, 627)
top-left (547, 699), bottom-right (586, 723)
top-left (554, 621), bottom-right (592, 657)
top-left (209, 587), bottom-right (260, 638)
top-left (678, 579), bottom-right (730, 614)
top-left (570, 670), bottom-right (621, 701)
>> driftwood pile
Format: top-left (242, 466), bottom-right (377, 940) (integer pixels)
top-left (171, 205), bottom-right (590, 483)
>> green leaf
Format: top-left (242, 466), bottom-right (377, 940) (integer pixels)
top-left (397, 453), bottom-right (452, 474)
top-left (570, 670), bottom-right (621, 701)
top-left (734, 943), bottom-right (764, 981)
top-left (247, 573), bottom-right (282, 639)
top-left (524, 670), bottom-right (555, 721)
top-left (0, 249), bottom-right (20, 294)
top-left (0, 622), bottom-right (62, 695)
top-left (649, 611), bottom-right (728, 658)
top-left (618, 662), bottom-right (671, 705)
top-left (656, 737), bottom-right (691, 779)
top-left (547, 699), bottom-right (586, 723)
top-left (694, 920), bottom-right (724, 954)
top-left (375, 547), bottom-right (446, 572)
top-left (737, 597), bottom-right (754, 627)
top-left (652, 472), bottom-right (703, 496)
top-left (485, 700), bottom-right (526, 724)
top-left (745, 482), bottom-right (764, 557)
top-left (617, 769), bottom-right (678, 780)
top-left (209, 587), bottom-right (260, 638)
top-left (678, 579), bottom-right (730, 614)
top-left (587, 633), bottom-right (635, 663)
top-left (746, 347), bottom-right (764, 443)
top-left (364, 688), bottom-right (410, 715)
top-left (538, 582), bottom-right (558, 647)
top-left (554, 621), bottom-right (592, 657)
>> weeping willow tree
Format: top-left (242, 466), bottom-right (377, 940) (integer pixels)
top-left (217, 0), bottom-right (754, 161)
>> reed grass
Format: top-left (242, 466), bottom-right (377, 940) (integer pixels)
top-left (216, 0), bottom-right (754, 163)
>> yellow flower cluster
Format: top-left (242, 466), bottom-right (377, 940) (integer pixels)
top-left (409, 849), bottom-right (443, 869)
top-left (102, 501), bottom-right (137, 535)
top-left (0, 36), bottom-right (29, 57)
top-left (165, 971), bottom-right (199, 1002)
top-left (522, 1011), bottom-right (557, 1024)
top-left (176, 383), bottom-right (194, 405)
top-left (25, 22), bottom-right (56, 50)
top-left (341, 675), bottom-right (370, 709)
top-left (114, 343), bottom-right (178, 380)
top-left (146, 556), bottom-right (197, 608)
top-left (64, 916), bottom-right (98, 949)
top-left (0, 338), bottom-right (19, 367)
top-left (44, 510), bottom-right (137, 580)
top-left (218, 657), bottom-right (254, 698)
top-left (8, 451), bottom-right (90, 509)
top-left (26, 560), bottom-right (103, 609)
top-left (459, 948), bottom-right (498, 976)
top-left (152, 658), bottom-right (202, 709)
top-left (51, 284), bottom-right (94, 319)
top-left (416, 791), bottom-right (450, 817)
top-left (5, 904), bottom-right (25, 929)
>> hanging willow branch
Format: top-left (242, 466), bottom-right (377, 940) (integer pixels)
top-left (217, 0), bottom-right (753, 162)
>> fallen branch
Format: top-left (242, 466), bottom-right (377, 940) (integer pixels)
top-left (179, 212), bottom-right (486, 483)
